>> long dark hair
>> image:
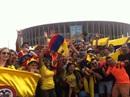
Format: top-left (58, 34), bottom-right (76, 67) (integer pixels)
top-left (66, 62), bottom-right (82, 90)
top-left (39, 53), bottom-right (52, 70)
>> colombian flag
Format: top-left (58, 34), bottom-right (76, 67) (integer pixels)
top-left (49, 34), bottom-right (64, 52)
top-left (0, 67), bottom-right (40, 97)
top-left (58, 40), bottom-right (69, 57)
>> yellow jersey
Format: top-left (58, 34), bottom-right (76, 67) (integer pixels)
top-left (40, 65), bottom-right (55, 90)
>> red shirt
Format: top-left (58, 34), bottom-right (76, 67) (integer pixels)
top-left (106, 64), bottom-right (129, 84)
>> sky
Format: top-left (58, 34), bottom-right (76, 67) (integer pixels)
top-left (0, 0), bottom-right (130, 50)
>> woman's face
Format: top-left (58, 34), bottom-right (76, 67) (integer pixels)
top-left (0, 48), bottom-right (10, 61)
top-left (10, 51), bottom-right (17, 60)
top-left (68, 64), bottom-right (75, 73)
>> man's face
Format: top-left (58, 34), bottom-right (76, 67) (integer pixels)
top-left (121, 45), bottom-right (129, 54)
top-left (106, 58), bottom-right (115, 66)
top-left (23, 44), bottom-right (29, 52)
top-left (91, 59), bottom-right (98, 68)
top-left (104, 49), bottom-right (110, 56)
top-left (28, 62), bottom-right (38, 72)
top-left (23, 44), bottom-right (29, 49)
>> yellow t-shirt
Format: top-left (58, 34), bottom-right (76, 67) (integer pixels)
top-left (40, 65), bottom-right (55, 90)
top-left (65, 73), bottom-right (77, 88)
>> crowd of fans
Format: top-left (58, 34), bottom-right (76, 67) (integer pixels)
top-left (0, 34), bottom-right (130, 97)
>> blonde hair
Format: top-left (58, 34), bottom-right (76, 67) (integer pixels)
top-left (0, 47), bottom-right (10, 66)
top-left (0, 47), bottom-right (10, 53)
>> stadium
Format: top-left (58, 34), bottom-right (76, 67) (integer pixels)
top-left (18, 21), bottom-right (130, 46)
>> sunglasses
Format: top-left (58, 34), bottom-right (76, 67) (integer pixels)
top-left (1, 52), bottom-right (10, 55)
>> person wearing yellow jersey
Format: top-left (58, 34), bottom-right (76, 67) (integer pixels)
top-left (65, 63), bottom-right (78, 97)
top-left (65, 62), bottom-right (87, 97)
top-left (0, 48), bottom-right (17, 97)
top-left (39, 49), bottom-right (56, 97)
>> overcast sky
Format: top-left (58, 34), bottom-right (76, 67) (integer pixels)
top-left (0, 0), bottom-right (130, 50)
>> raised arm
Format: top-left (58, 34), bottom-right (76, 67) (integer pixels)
top-left (16, 31), bottom-right (22, 52)
top-left (69, 41), bottom-right (80, 55)
top-left (124, 37), bottom-right (130, 45)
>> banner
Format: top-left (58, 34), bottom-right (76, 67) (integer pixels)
top-left (0, 67), bottom-right (40, 97)
top-left (93, 37), bottom-right (129, 46)
top-left (108, 37), bottom-right (128, 46)
top-left (93, 37), bottom-right (109, 46)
